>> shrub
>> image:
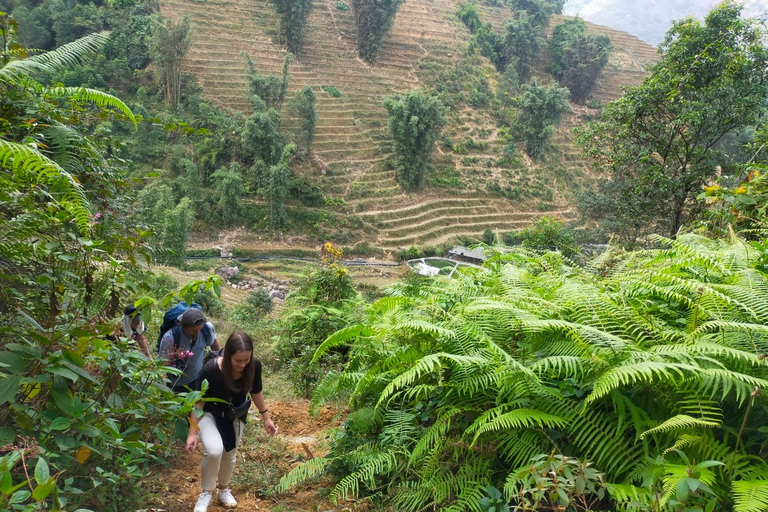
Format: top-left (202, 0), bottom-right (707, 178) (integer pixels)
top-left (518, 216), bottom-right (578, 257)
top-left (194, 285), bottom-right (226, 317)
top-left (231, 288), bottom-right (274, 327)
top-left (323, 85), bottom-right (342, 97)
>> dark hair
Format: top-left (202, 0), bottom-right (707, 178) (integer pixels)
top-left (222, 331), bottom-right (255, 393)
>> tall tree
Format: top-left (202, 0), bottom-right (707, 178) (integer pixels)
top-left (514, 79), bottom-right (570, 159)
top-left (502, 11), bottom-right (544, 84)
top-left (150, 15), bottom-right (192, 109)
top-left (269, 0), bottom-right (312, 54)
top-left (550, 17), bottom-right (611, 103)
top-left (383, 88), bottom-right (444, 190)
top-left (351, 0), bottom-right (405, 64)
top-left (575, 2), bottom-right (768, 242)
top-left (508, 0), bottom-right (564, 27)
top-left (244, 52), bottom-right (291, 112)
top-left (267, 143), bottom-right (295, 229)
top-left (288, 85), bottom-right (318, 158)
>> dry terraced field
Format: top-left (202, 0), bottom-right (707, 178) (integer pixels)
top-left (160, 0), bottom-right (659, 251)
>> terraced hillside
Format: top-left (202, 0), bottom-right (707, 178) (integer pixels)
top-left (160, 0), bottom-right (659, 251)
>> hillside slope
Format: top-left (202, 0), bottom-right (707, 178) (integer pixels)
top-left (160, 0), bottom-right (659, 251)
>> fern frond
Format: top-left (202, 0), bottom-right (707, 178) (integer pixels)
top-left (605, 482), bottom-right (654, 507)
top-left (48, 87), bottom-right (137, 126)
top-left (467, 407), bottom-right (566, 445)
top-left (697, 369), bottom-right (768, 404)
top-left (587, 361), bottom-right (698, 406)
top-left (377, 353), bottom-right (487, 406)
top-left (312, 324), bottom-right (368, 363)
top-left (732, 479), bottom-right (768, 512)
top-left (330, 449), bottom-right (400, 503)
top-left (568, 406), bottom-right (645, 479)
top-left (409, 407), bottom-right (461, 464)
top-left (0, 139), bottom-right (90, 234)
top-left (274, 456), bottom-right (329, 492)
top-left (0, 31), bottom-right (111, 81)
top-left (640, 414), bottom-right (722, 439)
top-left (309, 370), bottom-right (362, 414)
top-left (530, 355), bottom-right (584, 377)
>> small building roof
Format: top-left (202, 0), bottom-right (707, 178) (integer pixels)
top-left (447, 245), bottom-right (487, 262)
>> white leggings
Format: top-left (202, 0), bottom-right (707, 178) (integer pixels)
top-left (197, 413), bottom-right (244, 491)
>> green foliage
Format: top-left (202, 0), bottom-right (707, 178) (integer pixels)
top-left (232, 287), bottom-right (274, 325)
top-left (514, 79), bottom-right (570, 159)
top-left (275, 261), bottom-right (360, 396)
top-left (0, 25), bottom-right (220, 511)
top-left (267, 143), bottom-right (296, 229)
top-left (351, 0), bottom-right (405, 64)
top-left (150, 15), bottom-right (192, 109)
top-left (211, 162), bottom-right (245, 227)
top-left (323, 85), bottom-right (342, 97)
top-left (193, 285), bottom-right (225, 317)
top-left (278, 233), bottom-right (768, 511)
top-left (506, 454), bottom-right (605, 510)
top-left (288, 85), bottom-right (318, 158)
top-left (508, 0), bottom-right (564, 27)
top-left (383, 89), bottom-right (445, 190)
top-left (136, 183), bottom-right (192, 267)
top-left (334, 1), bottom-right (350, 11)
top-left (243, 53), bottom-right (290, 111)
top-left (575, 2), bottom-right (768, 242)
top-left (458, 3), bottom-right (482, 33)
top-left (269, 0), bottom-right (312, 54)
top-left (550, 17), bottom-right (611, 103)
top-left (513, 216), bottom-right (578, 257)
top-left (502, 11), bottom-right (545, 82)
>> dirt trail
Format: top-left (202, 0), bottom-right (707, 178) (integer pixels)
top-left (143, 398), bottom-right (366, 512)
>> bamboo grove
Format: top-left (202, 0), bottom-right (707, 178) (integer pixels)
top-left (279, 234), bottom-right (768, 511)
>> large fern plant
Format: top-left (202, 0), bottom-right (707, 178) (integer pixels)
top-left (278, 234), bottom-right (768, 511)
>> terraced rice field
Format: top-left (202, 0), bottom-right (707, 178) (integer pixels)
top-left (160, 0), bottom-right (657, 250)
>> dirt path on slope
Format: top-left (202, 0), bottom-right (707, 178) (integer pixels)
top-left (143, 398), bottom-right (368, 512)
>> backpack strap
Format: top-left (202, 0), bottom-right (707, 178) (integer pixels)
top-left (172, 326), bottom-right (182, 351)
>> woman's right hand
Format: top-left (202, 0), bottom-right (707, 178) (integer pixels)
top-left (185, 431), bottom-right (198, 454)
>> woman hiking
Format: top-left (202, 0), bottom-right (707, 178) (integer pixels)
top-left (186, 331), bottom-right (278, 511)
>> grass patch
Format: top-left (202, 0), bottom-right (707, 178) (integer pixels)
top-left (323, 85), bottom-right (342, 98)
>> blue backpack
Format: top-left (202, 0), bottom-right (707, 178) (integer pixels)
top-left (156, 302), bottom-right (213, 353)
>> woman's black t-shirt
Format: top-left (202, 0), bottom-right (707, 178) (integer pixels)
top-left (196, 356), bottom-right (263, 411)
top-left (194, 356), bottom-right (263, 451)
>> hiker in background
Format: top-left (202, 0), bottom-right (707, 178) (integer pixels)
top-left (186, 331), bottom-right (277, 512)
top-left (158, 308), bottom-right (220, 392)
top-left (114, 305), bottom-right (151, 357)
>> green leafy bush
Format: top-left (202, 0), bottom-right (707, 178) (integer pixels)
top-left (278, 234), bottom-right (768, 511)
top-left (323, 85), bottom-right (342, 97)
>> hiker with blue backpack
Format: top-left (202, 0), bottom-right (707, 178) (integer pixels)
top-left (158, 305), bottom-right (220, 392)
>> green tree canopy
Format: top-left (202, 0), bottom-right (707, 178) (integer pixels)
top-left (502, 10), bottom-right (544, 83)
top-left (351, 0), bottom-right (405, 64)
top-left (383, 88), bottom-right (444, 190)
top-left (508, 0), bottom-right (564, 27)
top-left (269, 0), bottom-right (312, 54)
top-left (514, 78), bottom-right (570, 159)
top-left (288, 85), bottom-right (318, 158)
top-left (150, 15), bottom-right (192, 109)
top-left (575, 1), bottom-right (768, 242)
top-left (550, 17), bottom-right (611, 103)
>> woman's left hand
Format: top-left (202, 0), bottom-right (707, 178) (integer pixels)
top-left (264, 418), bottom-right (278, 436)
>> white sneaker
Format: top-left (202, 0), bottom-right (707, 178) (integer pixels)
top-left (194, 491), bottom-right (212, 512)
top-left (217, 488), bottom-right (238, 507)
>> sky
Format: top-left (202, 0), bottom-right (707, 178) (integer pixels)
top-left (563, 0), bottom-right (768, 45)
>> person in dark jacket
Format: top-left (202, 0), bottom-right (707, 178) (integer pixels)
top-left (185, 331), bottom-right (277, 512)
